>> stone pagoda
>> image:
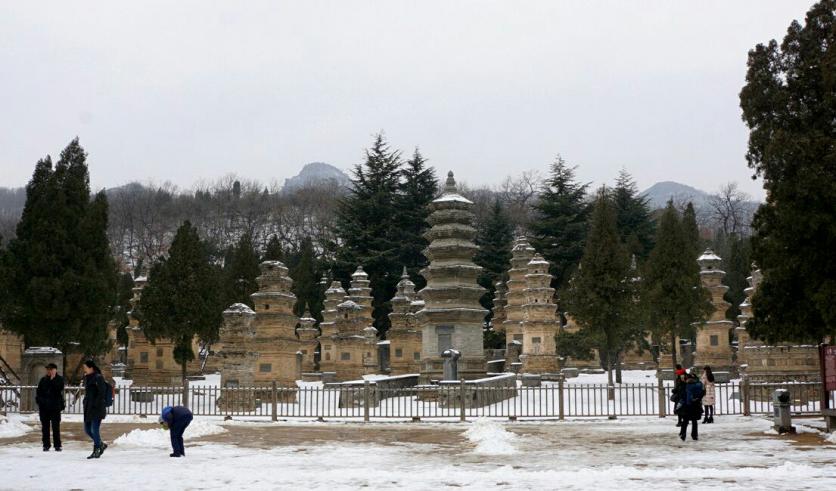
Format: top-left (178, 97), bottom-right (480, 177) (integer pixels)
top-left (693, 249), bottom-right (734, 370)
top-left (388, 268), bottom-right (422, 375)
top-left (297, 305), bottom-right (320, 374)
top-left (319, 267), bottom-right (378, 381)
top-left (417, 171), bottom-right (487, 381)
top-left (520, 254), bottom-right (560, 374)
top-left (502, 236), bottom-right (536, 370)
top-left (217, 303), bottom-right (258, 398)
top-left (318, 280), bottom-right (347, 375)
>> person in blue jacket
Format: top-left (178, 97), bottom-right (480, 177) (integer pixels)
top-left (159, 405), bottom-right (194, 457)
top-left (678, 371), bottom-right (705, 441)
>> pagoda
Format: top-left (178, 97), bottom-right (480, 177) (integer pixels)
top-left (693, 249), bottom-right (734, 370)
top-left (519, 254), bottom-right (560, 374)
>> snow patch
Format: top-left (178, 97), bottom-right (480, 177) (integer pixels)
top-left (465, 418), bottom-right (517, 455)
top-left (825, 432), bottom-right (836, 444)
top-left (0, 417), bottom-right (31, 439)
top-left (114, 419), bottom-right (226, 448)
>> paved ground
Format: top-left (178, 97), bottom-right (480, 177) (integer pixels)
top-left (1, 415), bottom-right (835, 490)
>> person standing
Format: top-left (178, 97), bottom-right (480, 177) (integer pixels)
top-left (159, 405), bottom-right (194, 457)
top-left (701, 365), bottom-right (716, 424)
top-left (82, 360), bottom-right (109, 459)
top-left (672, 365), bottom-right (686, 427)
top-left (35, 363), bottom-right (64, 452)
top-left (678, 371), bottom-right (705, 441)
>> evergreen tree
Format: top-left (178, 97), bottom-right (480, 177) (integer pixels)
top-left (682, 202), bottom-right (702, 259)
top-left (612, 169), bottom-right (655, 261)
top-left (263, 235), bottom-right (284, 262)
top-left (113, 272), bottom-right (135, 349)
top-left (473, 199), bottom-right (514, 333)
top-left (739, 0), bottom-right (836, 342)
top-left (641, 202), bottom-right (710, 366)
top-left (563, 189), bottom-right (633, 399)
top-left (138, 221), bottom-right (223, 381)
top-left (287, 237), bottom-right (325, 321)
top-left (222, 232), bottom-right (261, 308)
top-left (331, 133), bottom-right (403, 337)
top-left (395, 148), bottom-right (437, 291)
top-left (530, 156), bottom-right (591, 291)
top-left (0, 139), bottom-right (117, 360)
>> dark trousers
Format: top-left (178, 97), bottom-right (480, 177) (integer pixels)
top-left (680, 419), bottom-right (698, 440)
top-left (169, 414), bottom-right (193, 456)
top-left (84, 419), bottom-right (102, 448)
top-left (704, 405), bottom-right (714, 420)
top-left (39, 411), bottom-right (61, 449)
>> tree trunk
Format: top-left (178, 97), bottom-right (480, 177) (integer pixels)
top-left (670, 332), bottom-right (678, 368)
top-left (606, 353), bottom-right (615, 401)
top-left (181, 360), bottom-right (187, 384)
top-left (615, 351), bottom-right (623, 384)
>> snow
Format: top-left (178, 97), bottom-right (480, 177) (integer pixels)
top-left (464, 418), bottom-right (517, 455)
top-left (433, 193), bottom-right (473, 204)
top-left (0, 415), bottom-right (834, 489)
top-left (0, 416), bottom-right (31, 439)
top-left (826, 432), bottom-right (836, 444)
top-left (113, 419), bottom-right (226, 448)
top-left (223, 303), bottom-right (255, 314)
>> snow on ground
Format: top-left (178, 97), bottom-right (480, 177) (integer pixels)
top-left (572, 369), bottom-right (660, 385)
top-left (464, 418), bottom-right (517, 455)
top-left (114, 419), bottom-right (226, 448)
top-left (0, 415), bottom-right (834, 490)
top-left (0, 415), bottom-right (31, 439)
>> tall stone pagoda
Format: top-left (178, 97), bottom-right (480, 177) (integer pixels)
top-left (318, 279), bottom-right (347, 375)
top-left (388, 267), bottom-right (422, 375)
top-left (502, 236), bottom-right (535, 369)
top-left (693, 249), bottom-right (734, 370)
top-left (297, 304), bottom-right (320, 374)
top-left (417, 171), bottom-right (487, 381)
top-left (520, 254), bottom-right (560, 374)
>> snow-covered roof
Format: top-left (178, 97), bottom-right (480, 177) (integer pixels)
top-left (698, 249), bottom-right (722, 262)
top-left (224, 303), bottom-right (255, 315)
top-left (24, 346), bottom-right (62, 354)
top-left (433, 193), bottom-right (473, 204)
top-left (377, 340), bottom-right (391, 345)
top-left (337, 300), bottom-right (361, 310)
top-left (133, 276), bottom-right (148, 283)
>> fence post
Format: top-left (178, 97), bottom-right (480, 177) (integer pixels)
top-left (558, 376), bottom-right (565, 421)
top-left (363, 380), bottom-right (370, 423)
top-left (182, 379), bottom-right (189, 410)
top-left (657, 375), bottom-right (666, 418)
top-left (459, 378), bottom-right (466, 423)
top-left (271, 381), bottom-right (278, 422)
top-left (742, 376), bottom-right (751, 416)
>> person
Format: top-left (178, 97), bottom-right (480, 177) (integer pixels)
top-left (82, 360), bottom-right (109, 459)
top-left (672, 364), bottom-right (686, 427)
top-left (35, 363), bottom-right (64, 452)
top-left (678, 371), bottom-right (705, 441)
top-left (159, 405), bottom-right (193, 458)
top-left (701, 365), bottom-right (716, 424)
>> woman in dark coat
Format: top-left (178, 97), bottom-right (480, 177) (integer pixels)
top-left (678, 372), bottom-right (705, 441)
top-left (82, 360), bottom-right (108, 459)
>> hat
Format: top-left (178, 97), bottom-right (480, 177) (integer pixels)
top-left (45, 363), bottom-right (58, 370)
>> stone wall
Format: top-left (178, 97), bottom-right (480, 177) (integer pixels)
top-left (438, 373), bottom-right (517, 408)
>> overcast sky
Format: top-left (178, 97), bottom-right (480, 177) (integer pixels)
top-left (0, 1), bottom-right (815, 199)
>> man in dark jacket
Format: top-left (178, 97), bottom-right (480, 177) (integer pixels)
top-left (671, 365), bottom-right (686, 427)
top-left (35, 363), bottom-right (64, 451)
top-left (159, 405), bottom-right (193, 457)
top-left (678, 372), bottom-right (705, 441)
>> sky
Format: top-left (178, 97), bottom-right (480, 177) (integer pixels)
top-left (0, 1), bottom-right (816, 199)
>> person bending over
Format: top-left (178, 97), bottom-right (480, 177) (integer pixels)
top-left (159, 405), bottom-right (194, 457)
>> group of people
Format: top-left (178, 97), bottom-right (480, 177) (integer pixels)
top-left (671, 364), bottom-right (717, 441)
top-left (35, 360), bottom-right (193, 459)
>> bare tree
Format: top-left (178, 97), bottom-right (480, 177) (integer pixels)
top-left (707, 182), bottom-right (753, 237)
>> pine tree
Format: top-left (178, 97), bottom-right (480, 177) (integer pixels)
top-left (723, 235), bottom-right (752, 321)
top-left (331, 133), bottom-right (403, 336)
top-left (641, 202), bottom-right (710, 366)
top-left (682, 202), bottom-right (701, 260)
top-left (138, 221), bottom-right (223, 381)
top-left (564, 189), bottom-right (633, 399)
top-left (0, 140), bottom-right (117, 360)
top-left (612, 169), bottom-right (655, 261)
top-left (530, 156), bottom-right (591, 291)
top-left (395, 148), bottom-right (437, 291)
top-left (473, 199), bottom-right (514, 331)
top-left (263, 235), bottom-right (284, 262)
top-left (287, 237), bottom-right (324, 321)
top-left (739, 0), bottom-right (836, 342)
top-left (222, 232), bottom-right (261, 308)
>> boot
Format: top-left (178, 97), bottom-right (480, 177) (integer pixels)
top-left (708, 416), bottom-right (714, 424)
top-left (87, 446), bottom-right (101, 460)
top-left (99, 443), bottom-right (108, 456)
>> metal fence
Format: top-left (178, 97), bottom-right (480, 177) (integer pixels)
top-left (1, 380), bottom-right (829, 421)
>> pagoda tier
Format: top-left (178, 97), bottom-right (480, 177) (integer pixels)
top-left (418, 171), bottom-right (488, 381)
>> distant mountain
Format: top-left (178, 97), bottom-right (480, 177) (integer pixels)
top-left (282, 162), bottom-right (350, 193)
top-left (640, 181), bottom-right (711, 210)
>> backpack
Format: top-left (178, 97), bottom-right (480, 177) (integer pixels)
top-left (104, 380), bottom-right (114, 408)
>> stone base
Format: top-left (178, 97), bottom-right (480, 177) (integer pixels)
top-left (420, 356), bottom-right (486, 383)
top-left (520, 354), bottom-right (559, 374)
